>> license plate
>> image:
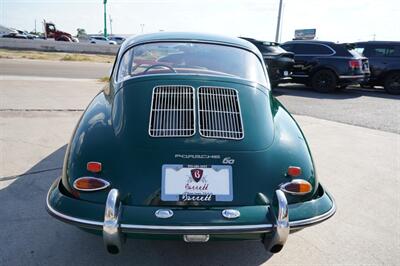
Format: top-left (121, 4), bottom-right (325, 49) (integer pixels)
top-left (161, 165), bottom-right (233, 202)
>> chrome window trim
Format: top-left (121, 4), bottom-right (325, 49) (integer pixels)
top-left (113, 40), bottom-right (269, 89)
top-left (197, 86), bottom-right (245, 140)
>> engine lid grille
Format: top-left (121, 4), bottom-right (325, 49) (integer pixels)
top-left (198, 87), bottom-right (244, 140)
top-left (149, 85), bottom-right (195, 137)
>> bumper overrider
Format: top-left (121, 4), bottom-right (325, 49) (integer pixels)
top-left (46, 178), bottom-right (335, 254)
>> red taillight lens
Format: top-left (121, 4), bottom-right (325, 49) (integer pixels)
top-left (287, 166), bottom-right (302, 177)
top-left (73, 177), bottom-right (110, 191)
top-left (280, 179), bottom-right (312, 195)
top-left (349, 60), bottom-right (361, 69)
top-left (87, 162), bottom-right (102, 173)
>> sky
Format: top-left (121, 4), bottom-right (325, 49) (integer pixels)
top-left (1, 0), bottom-right (399, 43)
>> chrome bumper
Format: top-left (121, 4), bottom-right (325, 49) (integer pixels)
top-left (99, 189), bottom-right (289, 254)
top-left (46, 181), bottom-right (336, 254)
top-left (103, 189), bottom-right (123, 254)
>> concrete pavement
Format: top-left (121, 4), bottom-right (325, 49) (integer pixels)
top-left (275, 84), bottom-right (400, 134)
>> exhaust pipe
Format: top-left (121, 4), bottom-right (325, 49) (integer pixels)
top-left (103, 189), bottom-right (123, 254)
top-left (263, 190), bottom-right (289, 253)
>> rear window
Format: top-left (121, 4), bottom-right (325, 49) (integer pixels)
top-left (117, 42), bottom-right (267, 86)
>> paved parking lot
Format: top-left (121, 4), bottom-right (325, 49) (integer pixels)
top-left (275, 84), bottom-right (400, 134)
top-left (0, 59), bottom-right (399, 265)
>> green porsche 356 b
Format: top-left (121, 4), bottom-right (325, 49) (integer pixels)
top-left (46, 32), bottom-right (335, 254)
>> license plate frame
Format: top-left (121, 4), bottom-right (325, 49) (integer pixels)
top-left (161, 164), bottom-right (233, 202)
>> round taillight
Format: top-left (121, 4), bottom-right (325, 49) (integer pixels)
top-left (280, 179), bottom-right (312, 195)
top-left (73, 177), bottom-right (110, 191)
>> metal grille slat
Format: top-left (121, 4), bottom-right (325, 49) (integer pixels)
top-left (149, 85), bottom-right (195, 137)
top-left (198, 87), bottom-right (244, 140)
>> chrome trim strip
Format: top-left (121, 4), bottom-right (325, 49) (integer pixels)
top-left (339, 75), bottom-right (365, 79)
top-left (120, 223), bottom-right (272, 234)
top-left (289, 191), bottom-right (336, 229)
top-left (103, 189), bottom-right (122, 253)
top-left (45, 180), bottom-right (103, 229)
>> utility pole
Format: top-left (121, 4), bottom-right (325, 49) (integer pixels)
top-left (103, 0), bottom-right (107, 37)
top-left (109, 15), bottom-right (113, 36)
top-left (140, 24), bottom-right (145, 33)
top-left (34, 19), bottom-right (37, 33)
top-left (279, 3), bottom-right (285, 42)
top-left (275, 0), bottom-right (283, 42)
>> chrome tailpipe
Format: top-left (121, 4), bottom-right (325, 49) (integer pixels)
top-left (103, 189), bottom-right (123, 254)
top-left (263, 190), bottom-right (289, 253)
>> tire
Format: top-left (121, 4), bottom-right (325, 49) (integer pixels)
top-left (311, 70), bottom-right (337, 93)
top-left (384, 72), bottom-right (400, 95)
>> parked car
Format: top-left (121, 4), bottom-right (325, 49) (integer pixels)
top-left (90, 36), bottom-right (117, 45)
top-left (353, 41), bottom-right (400, 94)
top-left (281, 41), bottom-right (370, 92)
top-left (240, 37), bottom-right (294, 88)
top-left (16, 30), bottom-right (39, 39)
top-left (2, 32), bottom-right (28, 39)
top-left (46, 32), bottom-right (335, 255)
top-left (109, 36), bottom-right (126, 45)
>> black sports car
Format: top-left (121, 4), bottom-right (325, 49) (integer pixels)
top-left (241, 37), bottom-right (294, 88)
